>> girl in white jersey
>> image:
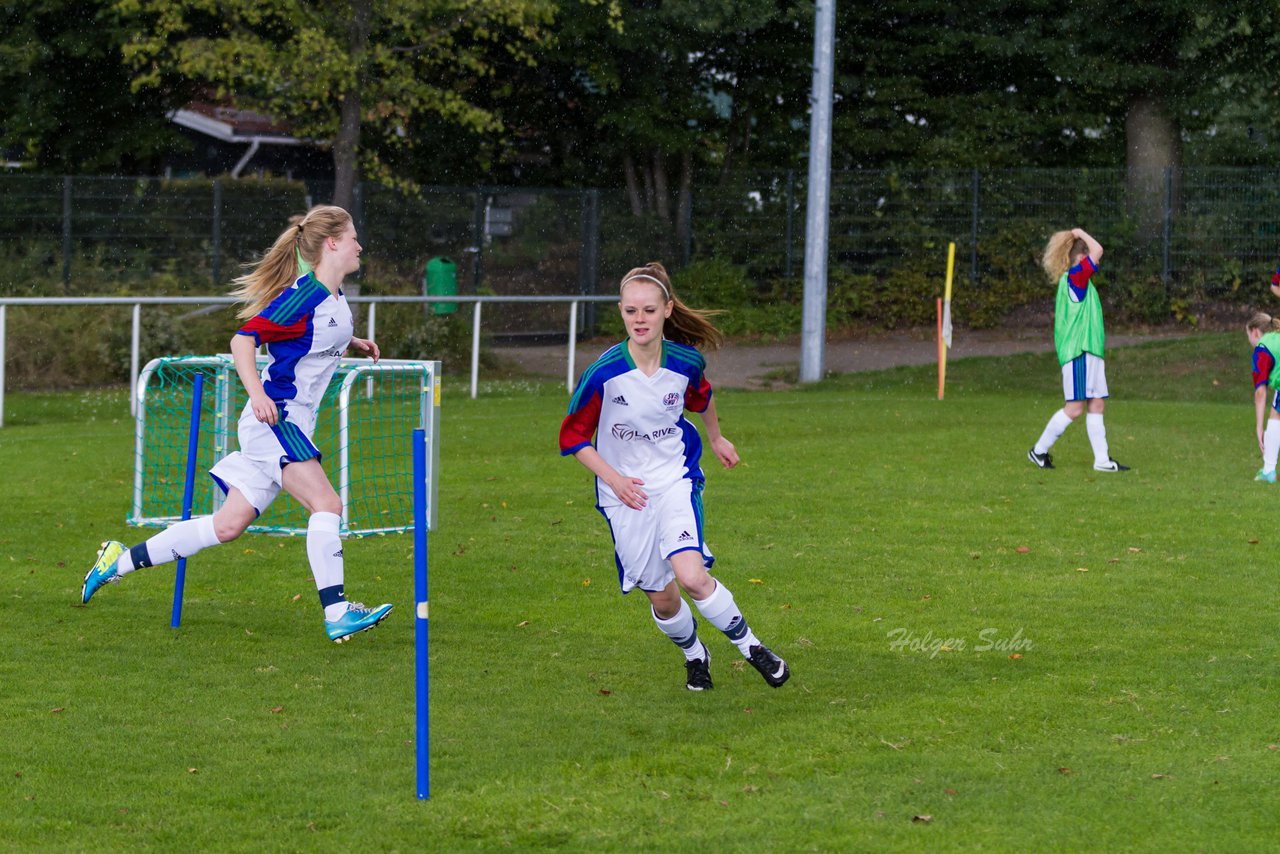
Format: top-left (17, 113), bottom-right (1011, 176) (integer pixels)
top-left (82, 205), bottom-right (393, 643)
top-left (559, 262), bottom-right (790, 691)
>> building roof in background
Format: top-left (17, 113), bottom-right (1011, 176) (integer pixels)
top-left (171, 101), bottom-right (304, 144)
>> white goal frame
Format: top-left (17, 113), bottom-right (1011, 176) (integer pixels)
top-left (130, 355), bottom-right (441, 537)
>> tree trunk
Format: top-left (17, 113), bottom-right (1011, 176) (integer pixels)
top-left (623, 153), bottom-right (644, 217)
top-left (640, 158), bottom-right (656, 216)
top-left (332, 0), bottom-right (372, 212)
top-left (676, 150), bottom-right (693, 266)
top-left (1125, 94), bottom-right (1180, 243)
top-left (652, 150), bottom-right (671, 226)
top-left (333, 93), bottom-right (361, 212)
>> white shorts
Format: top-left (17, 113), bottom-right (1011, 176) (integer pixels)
top-left (598, 478), bottom-right (715, 594)
top-left (1061, 353), bottom-right (1108, 401)
top-left (209, 404), bottom-right (320, 515)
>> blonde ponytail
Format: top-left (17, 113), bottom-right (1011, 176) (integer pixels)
top-left (1041, 230), bottom-right (1087, 283)
top-left (1247, 311), bottom-right (1280, 334)
top-left (231, 205), bottom-right (352, 319)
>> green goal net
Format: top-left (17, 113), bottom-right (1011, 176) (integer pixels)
top-left (129, 355), bottom-right (441, 537)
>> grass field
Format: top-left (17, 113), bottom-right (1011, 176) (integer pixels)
top-left (3, 332), bottom-right (1279, 851)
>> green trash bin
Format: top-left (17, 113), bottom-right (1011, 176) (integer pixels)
top-left (423, 256), bottom-right (458, 315)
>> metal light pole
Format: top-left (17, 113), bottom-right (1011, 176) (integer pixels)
top-left (800, 0), bottom-right (835, 383)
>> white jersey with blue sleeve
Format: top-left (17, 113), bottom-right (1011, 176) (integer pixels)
top-left (559, 340), bottom-right (714, 505)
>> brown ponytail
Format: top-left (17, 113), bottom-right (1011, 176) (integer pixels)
top-left (619, 262), bottom-right (725, 351)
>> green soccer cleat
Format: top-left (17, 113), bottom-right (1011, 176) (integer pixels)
top-left (82, 540), bottom-right (126, 604)
top-left (1257, 468), bottom-right (1277, 484)
top-left (325, 602), bottom-right (393, 643)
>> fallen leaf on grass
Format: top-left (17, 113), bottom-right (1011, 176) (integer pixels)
top-left (291, 594), bottom-right (301, 602)
top-left (1249, 539), bottom-right (1260, 545)
top-left (1151, 773), bottom-right (1168, 780)
top-left (270, 706), bottom-right (284, 713)
top-left (944, 788), bottom-right (958, 796)
top-left (516, 620), bottom-right (530, 628)
top-left (1128, 547), bottom-right (1142, 553)
top-left (1016, 547), bottom-right (1030, 554)
top-left (1009, 653), bottom-right (1022, 660)
top-left (1269, 744), bottom-right (1278, 751)
top-left (50, 707), bottom-right (64, 714)
top-left (749, 578), bottom-right (764, 584)
top-left (598, 689), bottom-right (611, 696)
top-left (582, 578), bottom-right (591, 586)
top-left (1075, 567), bottom-right (1089, 572)
top-left (912, 814), bottom-right (933, 823)
top-left (1058, 767), bottom-right (1072, 775)
top-left (187, 768), bottom-right (198, 774)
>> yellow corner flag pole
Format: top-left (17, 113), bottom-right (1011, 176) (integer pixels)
top-left (938, 242), bottom-right (955, 400)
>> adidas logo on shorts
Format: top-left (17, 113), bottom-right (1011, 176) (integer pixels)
top-left (677, 530), bottom-right (693, 542)
top-left (611, 395), bottom-right (628, 405)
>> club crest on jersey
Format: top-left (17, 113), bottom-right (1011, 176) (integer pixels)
top-left (663, 392), bottom-right (680, 407)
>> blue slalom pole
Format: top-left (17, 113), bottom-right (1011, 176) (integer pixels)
top-left (170, 372), bottom-right (204, 629)
top-left (413, 427), bottom-right (430, 799)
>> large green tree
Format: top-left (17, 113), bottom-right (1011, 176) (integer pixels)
top-left (0, 0), bottom-right (189, 172)
top-left (479, 0), bottom-right (810, 252)
top-left (1057, 3), bottom-right (1280, 234)
top-left (115, 0), bottom-right (559, 208)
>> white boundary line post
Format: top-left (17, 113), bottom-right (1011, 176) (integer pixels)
top-left (470, 301), bottom-right (482, 399)
top-left (0, 304), bottom-right (6, 428)
top-left (567, 301), bottom-right (578, 392)
top-left (365, 302), bottom-right (377, 399)
top-left (130, 303), bottom-right (141, 416)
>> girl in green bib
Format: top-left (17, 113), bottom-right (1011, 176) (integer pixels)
top-left (1028, 227), bottom-right (1129, 473)
top-left (1246, 311), bottom-right (1280, 482)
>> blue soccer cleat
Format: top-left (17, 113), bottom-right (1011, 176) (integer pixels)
top-left (325, 602), bottom-right (393, 643)
top-left (1257, 468), bottom-right (1277, 484)
top-left (82, 540), bottom-right (126, 604)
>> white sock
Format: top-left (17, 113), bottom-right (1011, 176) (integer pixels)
top-left (1265, 420), bottom-right (1280, 473)
top-left (652, 600), bottom-right (708, 661)
top-left (1086, 412), bottom-right (1109, 466)
top-left (307, 512), bottom-right (348, 621)
top-left (117, 516), bottom-right (221, 577)
top-left (693, 580), bottom-right (760, 657)
top-left (1034, 409), bottom-right (1074, 455)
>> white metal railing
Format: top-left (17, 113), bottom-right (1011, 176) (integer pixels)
top-left (0, 293), bottom-right (617, 426)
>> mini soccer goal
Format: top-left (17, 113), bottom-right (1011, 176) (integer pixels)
top-left (130, 355), bottom-right (441, 537)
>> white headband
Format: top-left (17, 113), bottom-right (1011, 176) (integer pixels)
top-left (620, 273), bottom-right (670, 300)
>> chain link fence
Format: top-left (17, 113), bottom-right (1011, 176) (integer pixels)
top-left (4, 168), bottom-right (1279, 314)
